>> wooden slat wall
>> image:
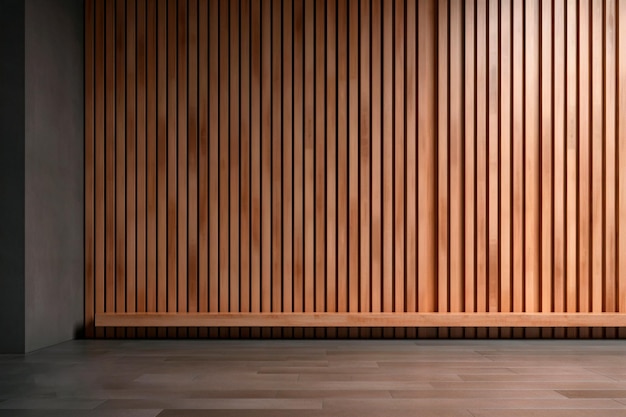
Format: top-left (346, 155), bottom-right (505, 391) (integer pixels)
top-left (85, 0), bottom-right (626, 338)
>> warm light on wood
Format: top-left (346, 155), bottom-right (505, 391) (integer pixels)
top-left (85, 0), bottom-right (626, 337)
top-left (96, 312), bottom-right (626, 328)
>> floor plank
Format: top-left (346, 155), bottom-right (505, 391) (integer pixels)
top-left (1, 340), bottom-right (626, 416)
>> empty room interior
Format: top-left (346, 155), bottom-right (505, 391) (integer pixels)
top-left (3, 0), bottom-right (626, 415)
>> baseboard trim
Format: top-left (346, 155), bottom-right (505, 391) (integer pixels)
top-left (95, 312), bottom-right (626, 328)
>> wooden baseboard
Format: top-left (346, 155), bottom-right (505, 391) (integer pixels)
top-left (95, 312), bottom-right (626, 328)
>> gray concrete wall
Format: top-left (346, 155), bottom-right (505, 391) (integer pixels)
top-left (24, 0), bottom-right (84, 353)
top-left (0, 0), bottom-right (26, 354)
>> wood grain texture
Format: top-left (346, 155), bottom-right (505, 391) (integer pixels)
top-left (198, 0), bottom-right (208, 334)
top-left (578, 0), bottom-right (590, 317)
top-left (449, 0), bottom-right (463, 315)
top-left (382, 0), bottom-right (393, 314)
top-left (476, 0), bottom-right (487, 315)
top-left (464, 0), bottom-right (476, 316)
top-left (337, 0), bottom-right (348, 316)
top-left (540, 0), bottom-right (552, 313)
top-left (525, 0), bottom-right (540, 313)
top-left (86, 0), bottom-right (626, 338)
top-left (283, 0), bottom-right (293, 316)
top-left (405, 0), bottom-right (417, 315)
top-left (554, 0), bottom-right (566, 314)
top-left (97, 312), bottom-right (626, 328)
top-left (104, 0), bottom-right (115, 338)
top-left (417, 0), bottom-right (437, 314)
top-left (360, 0), bottom-right (371, 316)
top-left (620, 0), bottom-right (626, 314)
top-left (136, 0), bottom-right (147, 338)
top-left (566, 0), bottom-right (578, 314)
top-left (512, 0), bottom-right (523, 314)
top-left (293, 0), bottom-right (304, 316)
top-left (126, 0), bottom-right (137, 338)
top-left (500, 0), bottom-right (511, 314)
top-left (370, 0), bottom-right (382, 315)
top-left (438, 0), bottom-right (449, 316)
top-left (315, 0), bottom-right (326, 315)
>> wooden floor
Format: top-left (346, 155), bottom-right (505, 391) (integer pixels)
top-left (3, 340), bottom-right (626, 416)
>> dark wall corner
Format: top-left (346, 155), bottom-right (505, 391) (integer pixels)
top-left (0, 0), bottom-right (26, 354)
top-left (24, 0), bottom-right (85, 353)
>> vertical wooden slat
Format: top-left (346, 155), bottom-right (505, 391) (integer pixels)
top-left (554, 0), bottom-right (566, 315)
top-left (152, 0), bottom-right (163, 339)
top-left (188, 0), bottom-right (199, 337)
top-left (476, 0), bottom-right (487, 318)
top-left (292, 0), bottom-right (304, 338)
top-left (292, 0), bottom-right (304, 323)
top-left (418, 0), bottom-right (437, 314)
top-left (524, 2), bottom-right (541, 320)
top-left (349, 0), bottom-right (360, 320)
top-left (524, 0), bottom-right (540, 317)
top-left (540, 0), bottom-right (552, 313)
top-left (512, 0), bottom-right (524, 315)
top-left (111, 0), bottom-right (127, 337)
top-left (395, 0), bottom-right (406, 320)
top-left (105, 0), bottom-right (116, 338)
top-left (619, 0), bottom-right (626, 314)
top-left (605, 0), bottom-right (617, 314)
top-left (406, 0), bottom-right (417, 316)
top-left (499, 0), bottom-right (512, 338)
top-left (487, 0), bottom-right (499, 314)
top-left (315, 0), bottom-right (326, 316)
top-left (304, 0), bottom-right (315, 321)
top-left (167, 0), bottom-right (178, 338)
top-left (219, 0), bottom-right (230, 319)
top-left (229, 0), bottom-right (240, 319)
top-left (449, 0), bottom-right (463, 316)
top-left (500, 0), bottom-right (512, 315)
top-left (283, 0), bottom-right (293, 317)
top-left (557, 0), bottom-right (568, 337)
top-left (574, 0), bottom-right (585, 334)
top-left (382, 0), bottom-right (393, 316)
top-left (591, 0), bottom-right (604, 316)
top-left (249, 0), bottom-right (261, 337)
top-left (136, 0), bottom-right (147, 338)
top-left (177, 0), bottom-right (188, 338)
top-left (272, 0), bottom-right (283, 319)
top-left (371, 0), bottom-right (382, 318)
top-left (239, 0), bottom-right (251, 335)
top-left (393, 0), bottom-right (406, 328)
top-left (198, 0), bottom-right (209, 336)
top-left (358, 0), bottom-right (371, 339)
top-left (438, 0), bottom-right (449, 319)
top-left (95, 0), bottom-right (105, 340)
top-left (337, 0), bottom-right (348, 319)
top-left (208, 0), bottom-right (220, 334)
top-left (565, 0), bottom-right (578, 315)
top-left (85, 0), bottom-right (95, 338)
top-left (269, 0), bottom-right (283, 338)
top-left (578, 0), bottom-right (590, 320)
top-left (360, 0), bottom-right (371, 320)
top-left (115, 0), bottom-right (127, 338)
top-left (326, 0), bottom-right (337, 318)
top-left (465, 0), bottom-right (476, 317)
top-left (261, 0), bottom-right (273, 334)
top-left (324, 0), bottom-right (337, 339)
top-left (126, 0), bottom-right (137, 339)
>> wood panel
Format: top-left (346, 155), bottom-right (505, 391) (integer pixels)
top-left (87, 0), bottom-right (626, 338)
top-left (98, 312), bottom-right (626, 328)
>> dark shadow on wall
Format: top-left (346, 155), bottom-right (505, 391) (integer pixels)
top-left (0, 0), bottom-right (84, 353)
